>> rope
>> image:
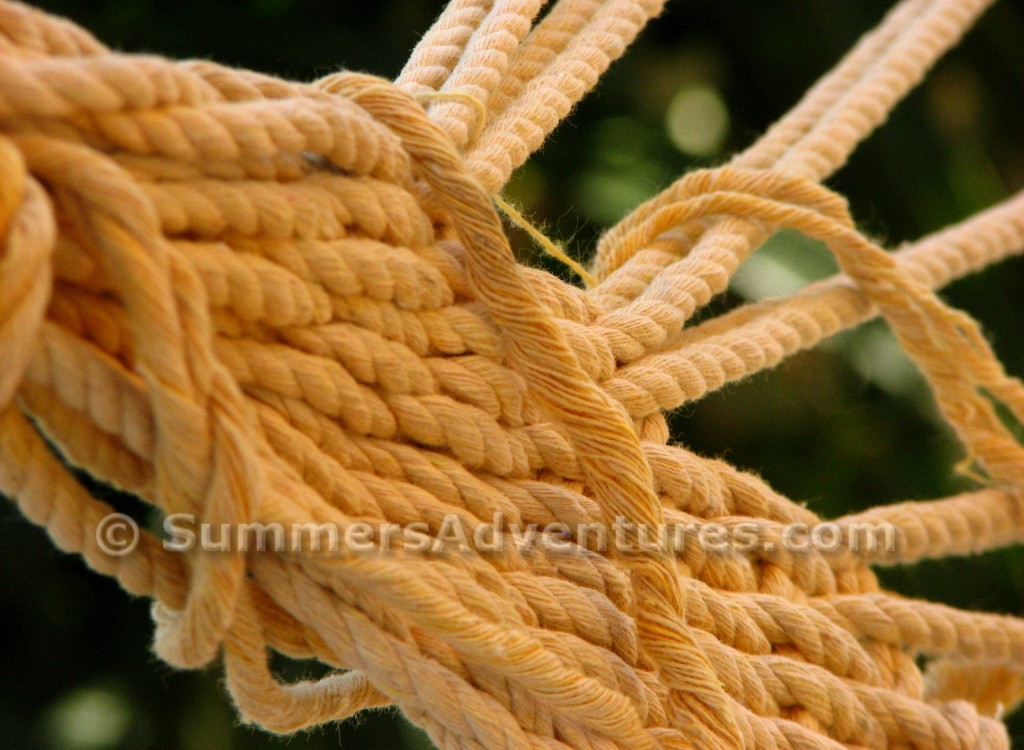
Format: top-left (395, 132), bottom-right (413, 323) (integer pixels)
top-left (494, 193), bottom-right (596, 285)
top-left (0, 1), bottom-right (1022, 749)
top-left (587, 0), bottom-right (996, 365)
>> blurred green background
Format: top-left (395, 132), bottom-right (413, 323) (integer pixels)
top-left (2, 0), bottom-right (1024, 747)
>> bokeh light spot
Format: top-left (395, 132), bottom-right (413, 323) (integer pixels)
top-left (664, 84), bottom-right (729, 157)
top-left (44, 686), bottom-right (133, 750)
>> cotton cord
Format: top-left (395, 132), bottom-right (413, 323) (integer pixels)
top-left (1, 1), bottom-right (1023, 749)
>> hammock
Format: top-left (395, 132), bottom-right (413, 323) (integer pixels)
top-left (2, 0), bottom-right (1024, 747)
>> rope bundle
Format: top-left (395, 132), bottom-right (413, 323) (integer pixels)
top-left (2, 0), bottom-right (1024, 747)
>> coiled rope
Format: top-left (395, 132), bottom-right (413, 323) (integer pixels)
top-left (1, 0), bottom-right (1024, 747)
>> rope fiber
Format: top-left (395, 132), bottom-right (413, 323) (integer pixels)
top-left (1, 0), bottom-right (1024, 747)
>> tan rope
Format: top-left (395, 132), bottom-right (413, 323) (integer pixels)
top-left (603, 188), bottom-right (1024, 420)
top-left (588, 0), bottom-right (995, 360)
top-left (467, 0), bottom-right (668, 193)
top-left (0, 1), bottom-right (1023, 749)
top-left (400, 0), bottom-right (544, 151)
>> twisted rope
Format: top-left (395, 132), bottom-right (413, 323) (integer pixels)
top-left (0, 0), bottom-right (1023, 748)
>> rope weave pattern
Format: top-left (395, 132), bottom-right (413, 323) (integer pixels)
top-left (1, 0), bottom-right (1024, 747)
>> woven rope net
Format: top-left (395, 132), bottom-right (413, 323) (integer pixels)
top-left (3, 0), bottom-right (1024, 747)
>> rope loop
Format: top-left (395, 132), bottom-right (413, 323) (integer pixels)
top-left (2, 129), bottom-right (263, 669)
top-left (598, 165), bottom-right (1024, 494)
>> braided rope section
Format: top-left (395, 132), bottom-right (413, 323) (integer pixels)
top-left (2, 0), bottom-right (1024, 747)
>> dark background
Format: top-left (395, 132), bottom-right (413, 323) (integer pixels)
top-left (2, 0), bottom-right (1024, 747)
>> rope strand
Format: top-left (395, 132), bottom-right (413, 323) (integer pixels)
top-left (1, 0), bottom-right (1023, 747)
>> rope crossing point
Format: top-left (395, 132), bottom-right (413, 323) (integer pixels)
top-left (1, 0), bottom-right (1024, 748)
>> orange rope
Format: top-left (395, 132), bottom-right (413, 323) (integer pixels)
top-left (0, 0), bottom-right (1022, 748)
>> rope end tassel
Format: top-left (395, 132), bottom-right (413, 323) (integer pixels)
top-left (1, 0), bottom-right (1024, 748)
